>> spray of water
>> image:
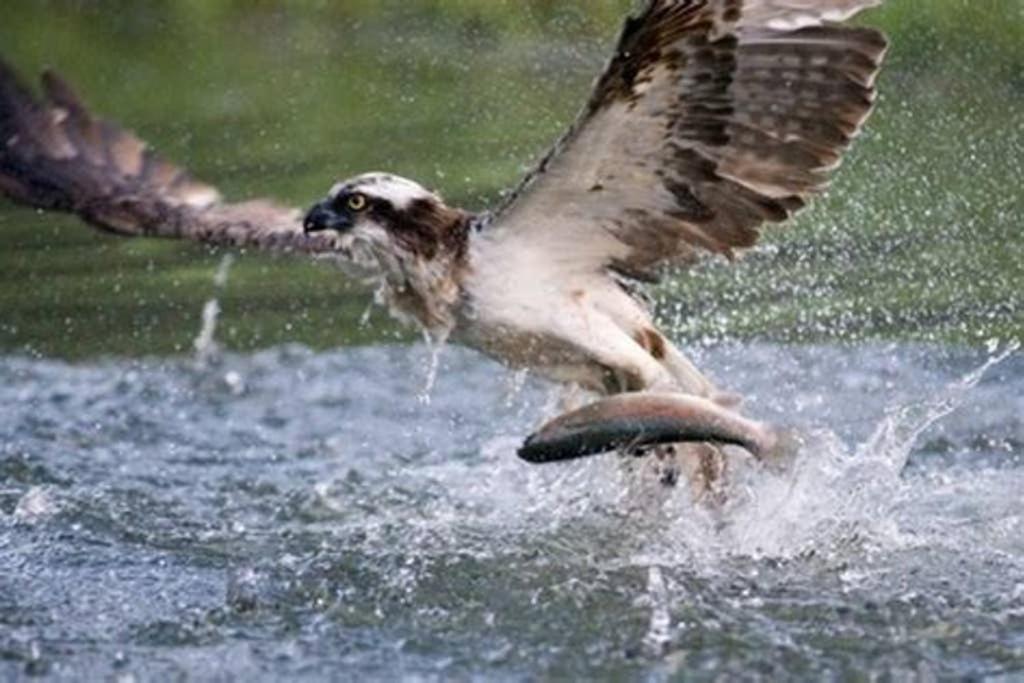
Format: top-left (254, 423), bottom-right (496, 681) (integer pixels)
top-left (858, 340), bottom-right (1020, 472)
top-left (642, 566), bottom-right (674, 656)
top-left (674, 342), bottom-right (1020, 562)
top-left (418, 331), bottom-right (450, 405)
top-left (193, 254), bottom-right (235, 365)
top-left (622, 344), bottom-right (1021, 658)
top-left (337, 343), bottom-right (1020, 579)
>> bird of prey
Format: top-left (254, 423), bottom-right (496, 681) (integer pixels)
top-left (0, 0), bottom-right (887, 492)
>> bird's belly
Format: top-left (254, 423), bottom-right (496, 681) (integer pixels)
top-left (453, 314), bottom-right (613, 392)
top-left (457, 259), bottom-right (656, 392)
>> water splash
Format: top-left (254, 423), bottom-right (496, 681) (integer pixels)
top-left (211, 253), bottom-right (234, 289)
top-left (193, 254), bottom-right (235, 364)
top-left (858, 340), bottom-right (1020, 472)
top-left (709, 342), bottom-right (1021, 560)
top-left (359, 299), bottom-right (375, 329)
top-left (193, 300), bottom-right (221, 361)
top-left (311, 343), bottom-right (1021, 571)
top-left (503, 368), bottom-right (530, 408)
top-left (12, 486), bottom-right (61, 523)
top-left (417, 332), bottom-right (445, 405)
top-left (642, 566), bottom-right (674, 656)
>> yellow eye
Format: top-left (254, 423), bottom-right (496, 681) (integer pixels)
top-left (347, 193), bottom-right (367, 211)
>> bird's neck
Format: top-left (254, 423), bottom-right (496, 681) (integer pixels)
top-left (377, 208), bottom-right (475, 342)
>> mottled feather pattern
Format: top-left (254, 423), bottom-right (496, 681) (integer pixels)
top-left (737, 0), bottom-right (884, 30)
top-left (488, 0), bottom-right (887, 281)
top-left (0, 59), bottom-right (343, 255)
top-left (588, 0), bottom-right (714, 110)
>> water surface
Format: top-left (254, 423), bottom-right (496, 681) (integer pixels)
top-left (2, 343), bottom-right (1021, 679)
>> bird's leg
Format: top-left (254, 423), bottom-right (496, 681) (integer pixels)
top-left (557, 383), bottom-right (589, 414)
top-left (627, 442), bottom-right (729, 501)
top-left (656, 336), bottom-right (743, 407)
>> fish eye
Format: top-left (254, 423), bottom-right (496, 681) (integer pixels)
top-left (347, 193), bottom-right (368, 212)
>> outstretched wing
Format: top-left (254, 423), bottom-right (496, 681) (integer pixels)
top-left (0, 59), bottom-right (343, 255)
top-left (484, 0), bottom-right (888, 281)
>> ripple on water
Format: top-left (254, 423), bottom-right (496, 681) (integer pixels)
top-left (0, 343), bottom-right (1022, 680)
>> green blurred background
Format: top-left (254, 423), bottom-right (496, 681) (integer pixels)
top-left (1, 0), bottom-right (1021, 358)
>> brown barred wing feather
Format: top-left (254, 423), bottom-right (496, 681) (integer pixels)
top-left (0, 59), bottom-right (343, 255)
top-left (486, 0), bottom-right (887, 281)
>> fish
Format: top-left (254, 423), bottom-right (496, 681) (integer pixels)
top-left (519, 393), bottom-right (778, 464)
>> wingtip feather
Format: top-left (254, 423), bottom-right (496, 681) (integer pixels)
top-left (40, 68), bottom-right (90, 121)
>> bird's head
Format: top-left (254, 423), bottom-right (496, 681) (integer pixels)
top-left (303, 173), bottom-right (468, 276)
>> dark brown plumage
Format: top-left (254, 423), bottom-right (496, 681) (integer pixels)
top-left (374, 197), bottom-right (472, 261)
top-left (0, 60), bottom-right (342, 255)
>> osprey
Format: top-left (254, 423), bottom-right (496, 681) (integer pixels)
top-left (0, 1), bottom-right (887, 492)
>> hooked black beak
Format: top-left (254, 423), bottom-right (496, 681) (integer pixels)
top-left (303, 202), bottom-right (352, 234)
